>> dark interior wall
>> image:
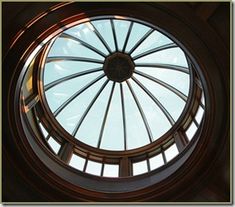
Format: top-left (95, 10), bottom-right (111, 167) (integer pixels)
top-left (2, 2), bottom-right (230, 202)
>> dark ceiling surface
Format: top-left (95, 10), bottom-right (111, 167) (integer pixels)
top-left (2, 2), bottom-right (231, 203)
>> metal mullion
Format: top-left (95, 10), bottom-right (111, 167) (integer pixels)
top-left (131, 76), bottom-right (175, 126)
top-left (146, 156), bottom-right (151, 172)
top-left (128, 28), bottom-right (154, 55)
top-left (83, 158), bottom-right (89, 172)
top-left (122, 21), bottom-right (134, 53)
top-left (24, 94), bottom-right (39, 112)
top-left (60, 33), bottom-right (107, 57)
top-left (54, 74), bottom-right (105, 117)
top-left (44, 67), bottom-right (103, 91)
top-left (193, 119), bottom-right (199, 128)
top-left (135, 63), bottom-right (189, 74)
top-left (120, 83), bottom-right (127, 150)
top-left (46, 56), bottom-right (104, 64)
top-left (89, 22), bottom-right (112, 54)
top-left (132, 43), bottom-right (177, 60)
top-left (110, 19), bottom-right (118, 51)
top-left (97, 82), bottom-right (116, 148)
top-left (101, 161), bottom-right (105, 176)
top-left (58, 142), bottom-right (73, 163)
top-left (161, 147), bottom-right (167, 164)
top-left (134, 70), bottom-right (187, 102)
top-left (126, 80), bottom-right (153, 143)
top-left (72, 79), bottom-right (109, 137)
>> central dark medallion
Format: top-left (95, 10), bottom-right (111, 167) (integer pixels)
top-left (103, 52), bottom-right (135, 82)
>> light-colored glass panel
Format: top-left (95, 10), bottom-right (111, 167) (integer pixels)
top-left (186, 121), bottom-right (198, 141)
top-left (45, 71), bottom-right (103, 113)
top-left (56, 78), bottom-right (106, 134)
top-left (86, 160), bottom-right (102, 176)
top-left (122, 83), bottom-right (150, 150)
top-left (103, 164), bottom-right (119, 177)
top-left (195, 106), bottom-right (204, 124)
top-left (132, 30), bottom-right (173, 57)
top-left (64, 22), bottom-right (109, 55)
top-left (69, 154), bottom-right (86, 171)
top-left (125, 22), bottom-right (150, 53)
top-left (134, 74), bottom-right (186, 122)
top-left (43, 61), bottom-right (102, 85)
top-left (39, 122), bottom-right (48, 138)
top-left (48, 137), bottom-right (61, 154)
top-left (47, 37), bottom-right (104, 61)
top-left (137, 67), bottom-right (190, 96)
top-left (76, 82), bottom-right (112, 147)
top-left (133, 160), bottom-right (148, 176)
top-left (130, 79), bottom-right (171, 141)
top-left (135, 47), bottom-right (188, 68)
top-left (149, 153), bottom-right (164, 170)
top-left (113, 20), bottom-right (131, 51)
top-left (201, 92), bottom-right (205, 105)
top-left (91, 19), bottom-right (115, 52)
top-left (100, 84), bottom-right (124, 150)
top-left (165, 143), bottom-right (179, 162)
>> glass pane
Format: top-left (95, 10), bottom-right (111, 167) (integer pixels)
top-left (186, 121), bottom-right (198, 141)
top-left (195, 106), bottom-right (204, 124)
top-left (56, 78), bottom-right (106, 134)
top-left (165, 143), bottom-right (179, 162)
top-left (133, 160), bottom-right (148, 176)
top-left (103, 164), bottom-right (119, 177)
top-left (43, 61), bottom-right (102, 85)
top-left (48, 137), bottom-right (61, 154)
top-left (130, 79), bottom-right (171, 141)
top-left (86, 160), bottom-right (102, 176)
top-left (76, 82), bottom-right (112, 147)
top-left (113, 20), bottom-right (131, 51)
top-left (135, 47), bottom-right (188, 68)
top-left (149, 153), bottom-right (164, 170)
top-left (122, 83), bottom-right (150, 150)
top-left (100, 84), bottom-right (124, 150)
top-left (91, 19), bottom-right (115, 52)
top-left (48, 37), bottom-right (104, 61)
top-left (134, 74), bottom-right (186, 122)
top-left (39, 122), bottom-right (48, 138)
top-left (136, 67), bottom-right (190, 96)
top-left (132, 30), bottom-right (173, 57)
top-left (69, 154), bottom-right (86, 171)
top-left (45, 71), bottom-right (103, 113)
top-left (125, 22), bottom-right (150, 53)
top-left (201, 92), bottom-right (205, 106)
top-left (64, 22), bottom-right (109, 55)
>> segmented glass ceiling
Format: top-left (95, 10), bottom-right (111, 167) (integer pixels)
top-left (43, 16), bottom-right (190, 151)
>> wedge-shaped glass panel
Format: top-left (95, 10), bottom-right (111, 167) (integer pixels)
top-left (165, 143), bottom-right (179, 162)
top-left (48, 137), bottom-right (61, 154)
top-left (48, 37), bottom-right (104, 61)
top-left (186, 121), bottom-right (198, 141)
top-left (103, 164), bottom-right (119, 177)
top-left (125, 22), bottom-right (150, 53)
top-left (86, 160), bottom-right (102, 176)
top-left (131, 31), bottom-right (173, 57)
top-left (149, 153), bottom-right (164, 170)
top-left (45, 71), bottom-right (103, 113)
top-left (133, 160), bottom-right (148, 176)
top-left (56, 78), bottom-right (106, 134)
top-left (100, 84), bottom-right (124, 150)
top-left (135, 47), bottom-right (188, 68)
top-left (39, 122), bottom-right (48, 138)
top-left (195, 106), bottom-right (204, 124)
top-left (92, 19), bottom-right (115, 52)
top-left (76, 82), bottom-right (112, 147)
top-left (130, 79), bottom-right (171, 140)
top-left (122, 83), bottom-right (150, 150)
top-left (43, 61), bottom-right (102, 85)
top-left (136, 67), bottom-right (190, 96)
top-left (69, 154), bottom-right (86, 171)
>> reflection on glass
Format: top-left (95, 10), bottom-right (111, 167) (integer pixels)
top-left (69, 154), bottom-right (86, 171)
top-left (165, 143), bottom-right (178, 162)
top-left (103, 164), bottom-right (119, 177)
top-left (48, 137), bottom-right (61, 154)
top-left (86, 160), bottom-right (102, 176)
top-left (133, 160), bottom-right (148, 176)
top-left (149, 153), bottom-right (164, 170)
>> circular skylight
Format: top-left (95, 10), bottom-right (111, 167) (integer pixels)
top-left (43, 16), bottom-right (190, 151)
